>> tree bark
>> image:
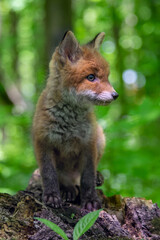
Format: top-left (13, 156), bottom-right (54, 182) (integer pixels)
top-left (0, 169), bottom-right (160, 240)
top-left (44, 0), bottom-right (72, 64)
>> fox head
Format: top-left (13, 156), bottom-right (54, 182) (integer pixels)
top-left (49, 31), bottom-right (118, 105)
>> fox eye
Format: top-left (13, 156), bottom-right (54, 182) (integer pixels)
top-left (86, 74), bottom-right (95, 81)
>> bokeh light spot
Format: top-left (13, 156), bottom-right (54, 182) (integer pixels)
top-left (102, 40), bottom-right (115, 54)
top-left (131, 35), bottom-right (142, 49)
top-left (125, 14), bottom-right (138, 27)
top-left (10, 0), bottom-right (26, 11)
top-left (139, 6), bottom-right (151, 20)
top-left (122, 69), bottom-right (137, 85)
top-left (142, 23), bottom-right (155, 35)
top-left (119, 35), bottom-right (142, 49)
top-left (83, 8), bottom-right (97, 27)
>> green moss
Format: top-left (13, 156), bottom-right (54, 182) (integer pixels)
top-left (151, 217), bottom-right (160, 235)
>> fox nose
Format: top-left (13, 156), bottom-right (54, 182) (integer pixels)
top-left (112, 91), bottom-right (119, 100)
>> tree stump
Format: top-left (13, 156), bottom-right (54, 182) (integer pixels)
top-left (0, 169), bottom-right (160, 240)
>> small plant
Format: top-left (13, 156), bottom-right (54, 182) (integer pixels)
top-left (71, 213), bottom-right (75, 219)
top-left (73, 209), bottom-right (102, 240)
top-left (35, 209), bottom-right (102, 240)
top-left (34, 217), bottom-right (68, 240)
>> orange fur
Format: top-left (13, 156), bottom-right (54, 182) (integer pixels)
top-left (32, 31), bottom-right (118, 210)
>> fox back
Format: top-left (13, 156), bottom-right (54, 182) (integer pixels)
top-left (33, 31), bottom-right (118, 211)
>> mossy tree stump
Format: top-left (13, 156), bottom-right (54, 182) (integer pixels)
top-left (0, 169), bottom-right (160, 240)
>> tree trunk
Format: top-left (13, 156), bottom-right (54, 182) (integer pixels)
top-left (9, 10), bottom-right (20, 85)
top-left (0, 169), bottom-right (160, 240)
top-left (44, 0), bottom-right (72, 64)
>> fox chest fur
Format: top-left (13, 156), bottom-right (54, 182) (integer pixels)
top-left (47, 101), bottom-right (93, 149)
top-left (34, 88), bottom-right (96, 159)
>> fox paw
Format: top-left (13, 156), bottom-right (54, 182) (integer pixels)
top-left (61, 185), bottom-right (79, 202)
top-left (43, 193), bottom-right (62, 208)
top-left (81, 198), bottom-right (101, 211)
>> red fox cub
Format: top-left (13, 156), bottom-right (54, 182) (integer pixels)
top-left (33, 31), bottom-right (118, 211)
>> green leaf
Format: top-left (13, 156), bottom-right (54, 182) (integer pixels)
top-left (73, 209), bottom-right (102, 240)
top-left (34, 217), bottom-right (69, 240)
top-left (71, 213), bottom-right (75, 219)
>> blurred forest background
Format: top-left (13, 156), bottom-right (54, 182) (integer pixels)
top-left (0, 0), bottom-right (160, 206)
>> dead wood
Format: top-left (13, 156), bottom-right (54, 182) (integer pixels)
top-left (0, 169), bottom-right (160, 240)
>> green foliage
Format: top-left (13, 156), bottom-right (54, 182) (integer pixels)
top-left (151, 218), bottom-right (160, 235)
top-left (35, 209), bottom-right (102, 240)
top-left (0, 0), bottom-right (160, 206)
top-left (35, 217), bottom-right (69, 240)
top-left (71, 213), bottom-right (75, 219)
top-left (73, 209), bottom-right (102, 240)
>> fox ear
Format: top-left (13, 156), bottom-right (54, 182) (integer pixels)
top-left (59, 31), bottom-right (82, 62)
top-left (86, 32), bottom-right (105, 50)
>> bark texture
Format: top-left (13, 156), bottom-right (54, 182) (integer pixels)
top-left (0, 169), bottom-right (160, 240)
top-left (44, 0), bottom-right (72, 63)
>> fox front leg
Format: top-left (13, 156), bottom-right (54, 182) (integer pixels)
top-left (35, 141), bottom-right (62, 208)
top-left (80, 151), bottom-right (101, 211)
